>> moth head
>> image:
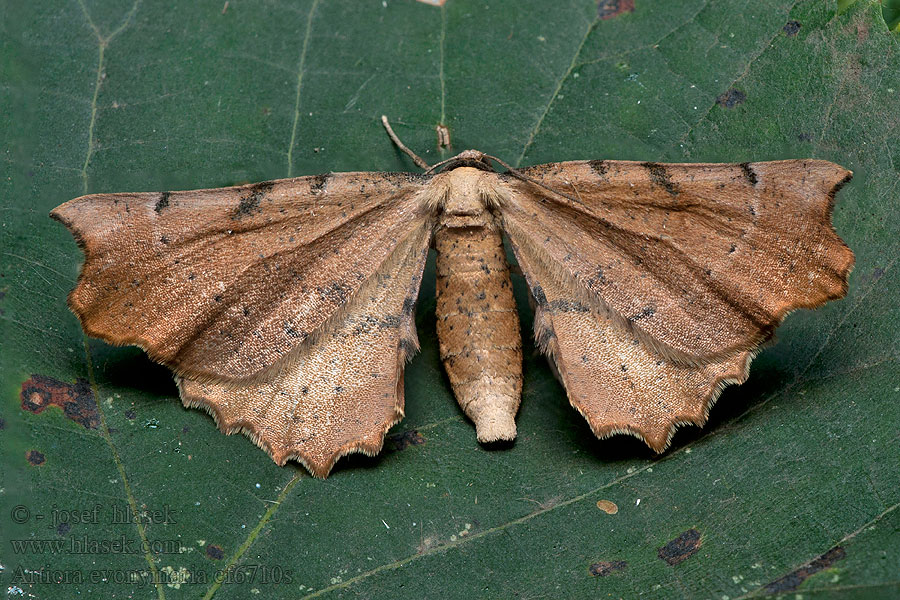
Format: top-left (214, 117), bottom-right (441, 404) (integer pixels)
top-left (425, 166), bottom-right (508, 228)
top-left (427, 149), bottom-right (495, 174)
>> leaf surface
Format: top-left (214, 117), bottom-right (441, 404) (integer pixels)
top-left (2, 1), bottom-right (898, 598)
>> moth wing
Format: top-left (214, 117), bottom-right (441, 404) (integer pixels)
top-left (51, 172), bottom-right (432, 381)
top-left (514, 235), bottom-right (752, 451)
top-left (501, 159), bottom-right (853, 361)
top-left (499, 159), bottom-right (853, 449)
top-left (177, 225), bottom-right (431, 477)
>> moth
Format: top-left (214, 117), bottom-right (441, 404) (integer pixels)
top-left (51, 117), bottom-right (854, 478)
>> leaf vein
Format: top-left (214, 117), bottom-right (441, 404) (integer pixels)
top-left (286, 0), bottom-right (321, 178)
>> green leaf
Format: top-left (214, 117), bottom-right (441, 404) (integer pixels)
top-left (884, 0), bottom-right (900, 31)
top-left (2, 0), bottom-right (898, 598)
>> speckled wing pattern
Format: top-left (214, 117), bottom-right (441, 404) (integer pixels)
top-left (177, 224), bottom-right (430, 477)
top-left (51, 172), bottom-right (433, 477)
top-left (500, 159), bottom-right (853, 450)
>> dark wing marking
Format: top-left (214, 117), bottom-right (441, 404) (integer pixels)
top-left (501, 159), bottom-right (853, 362)
top-left (51, 172), bottom-right (432, 380)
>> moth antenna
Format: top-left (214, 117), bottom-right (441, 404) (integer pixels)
top-left (422, 155), bottom-right (459, 175)
top-left (483, 154), bottom-right (586, 208)
top-left (381, 115), bottom-right (431, 170)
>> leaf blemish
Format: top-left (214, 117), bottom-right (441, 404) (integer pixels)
top-left (20, 374), bottom-right (99, 430)
top-left (597, 0), bottom-right (634, 20)
top-left (716, 88), bottom-right (747, 109)
top-left (26, 449), bottom-right (46, 466)
top-left (387, 429), bottom-right (425, 451)
top-left (764, 546), bottom-right (846, 593)
top-left (596, 499), bottom-right (618, 514)
top-left (783, 20), bottom-right (801, 36)
top-left (658, 528), bottom-right (702, 565)
top-left (589, 560), bottom-right (627, 576)
top-left (205, 544), bottom-right (225, 560)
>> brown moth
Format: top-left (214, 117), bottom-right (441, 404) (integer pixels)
top-left (50, 117), bottom-right (854, 478)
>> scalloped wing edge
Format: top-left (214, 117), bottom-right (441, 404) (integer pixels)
top-left (535, 299), bottom-right (849, 453)
top-left (177, 377), bottom-right (406, 478)
top-left (512, 160), bottom-right (855, 451)
top-left (175, 329), bottom-right (419, 478)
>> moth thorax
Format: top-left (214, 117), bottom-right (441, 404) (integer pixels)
top-left (436, 167), bottom-right (503, 229)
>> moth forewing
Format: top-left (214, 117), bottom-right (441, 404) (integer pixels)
top-left (502, 159), bottom-right (853, 362)
top-left (50, 173), bottom-right (432, 381)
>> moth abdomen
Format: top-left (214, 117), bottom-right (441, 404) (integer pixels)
top-left (434, 224), bottom-right (523, 442)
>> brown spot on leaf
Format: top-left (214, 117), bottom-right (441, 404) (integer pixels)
top-left (589, 560), bottom-right (627, 576)
top-left (387, 429), bottom-right (425, 451)
top-left (783, 20), bottom-right (801, 36)
top-left (658, 528), bottom-right (702, 565)
top-left (206, 544), bottom-right (225, 560)
top-left (416, 536), bottom-right (438, 554)
top-left (597, 0), bottom-right (634, 19)
top-left (596, 500), bottom-right (619, 514)
top-left (20, 375), bottom-right (98, 429)
top-left (716, 89), bottom-right (746, 109)
top-left (26, 450), bottom-right (46, 466)
top-left (764, 546), bottom-right (846, 593)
